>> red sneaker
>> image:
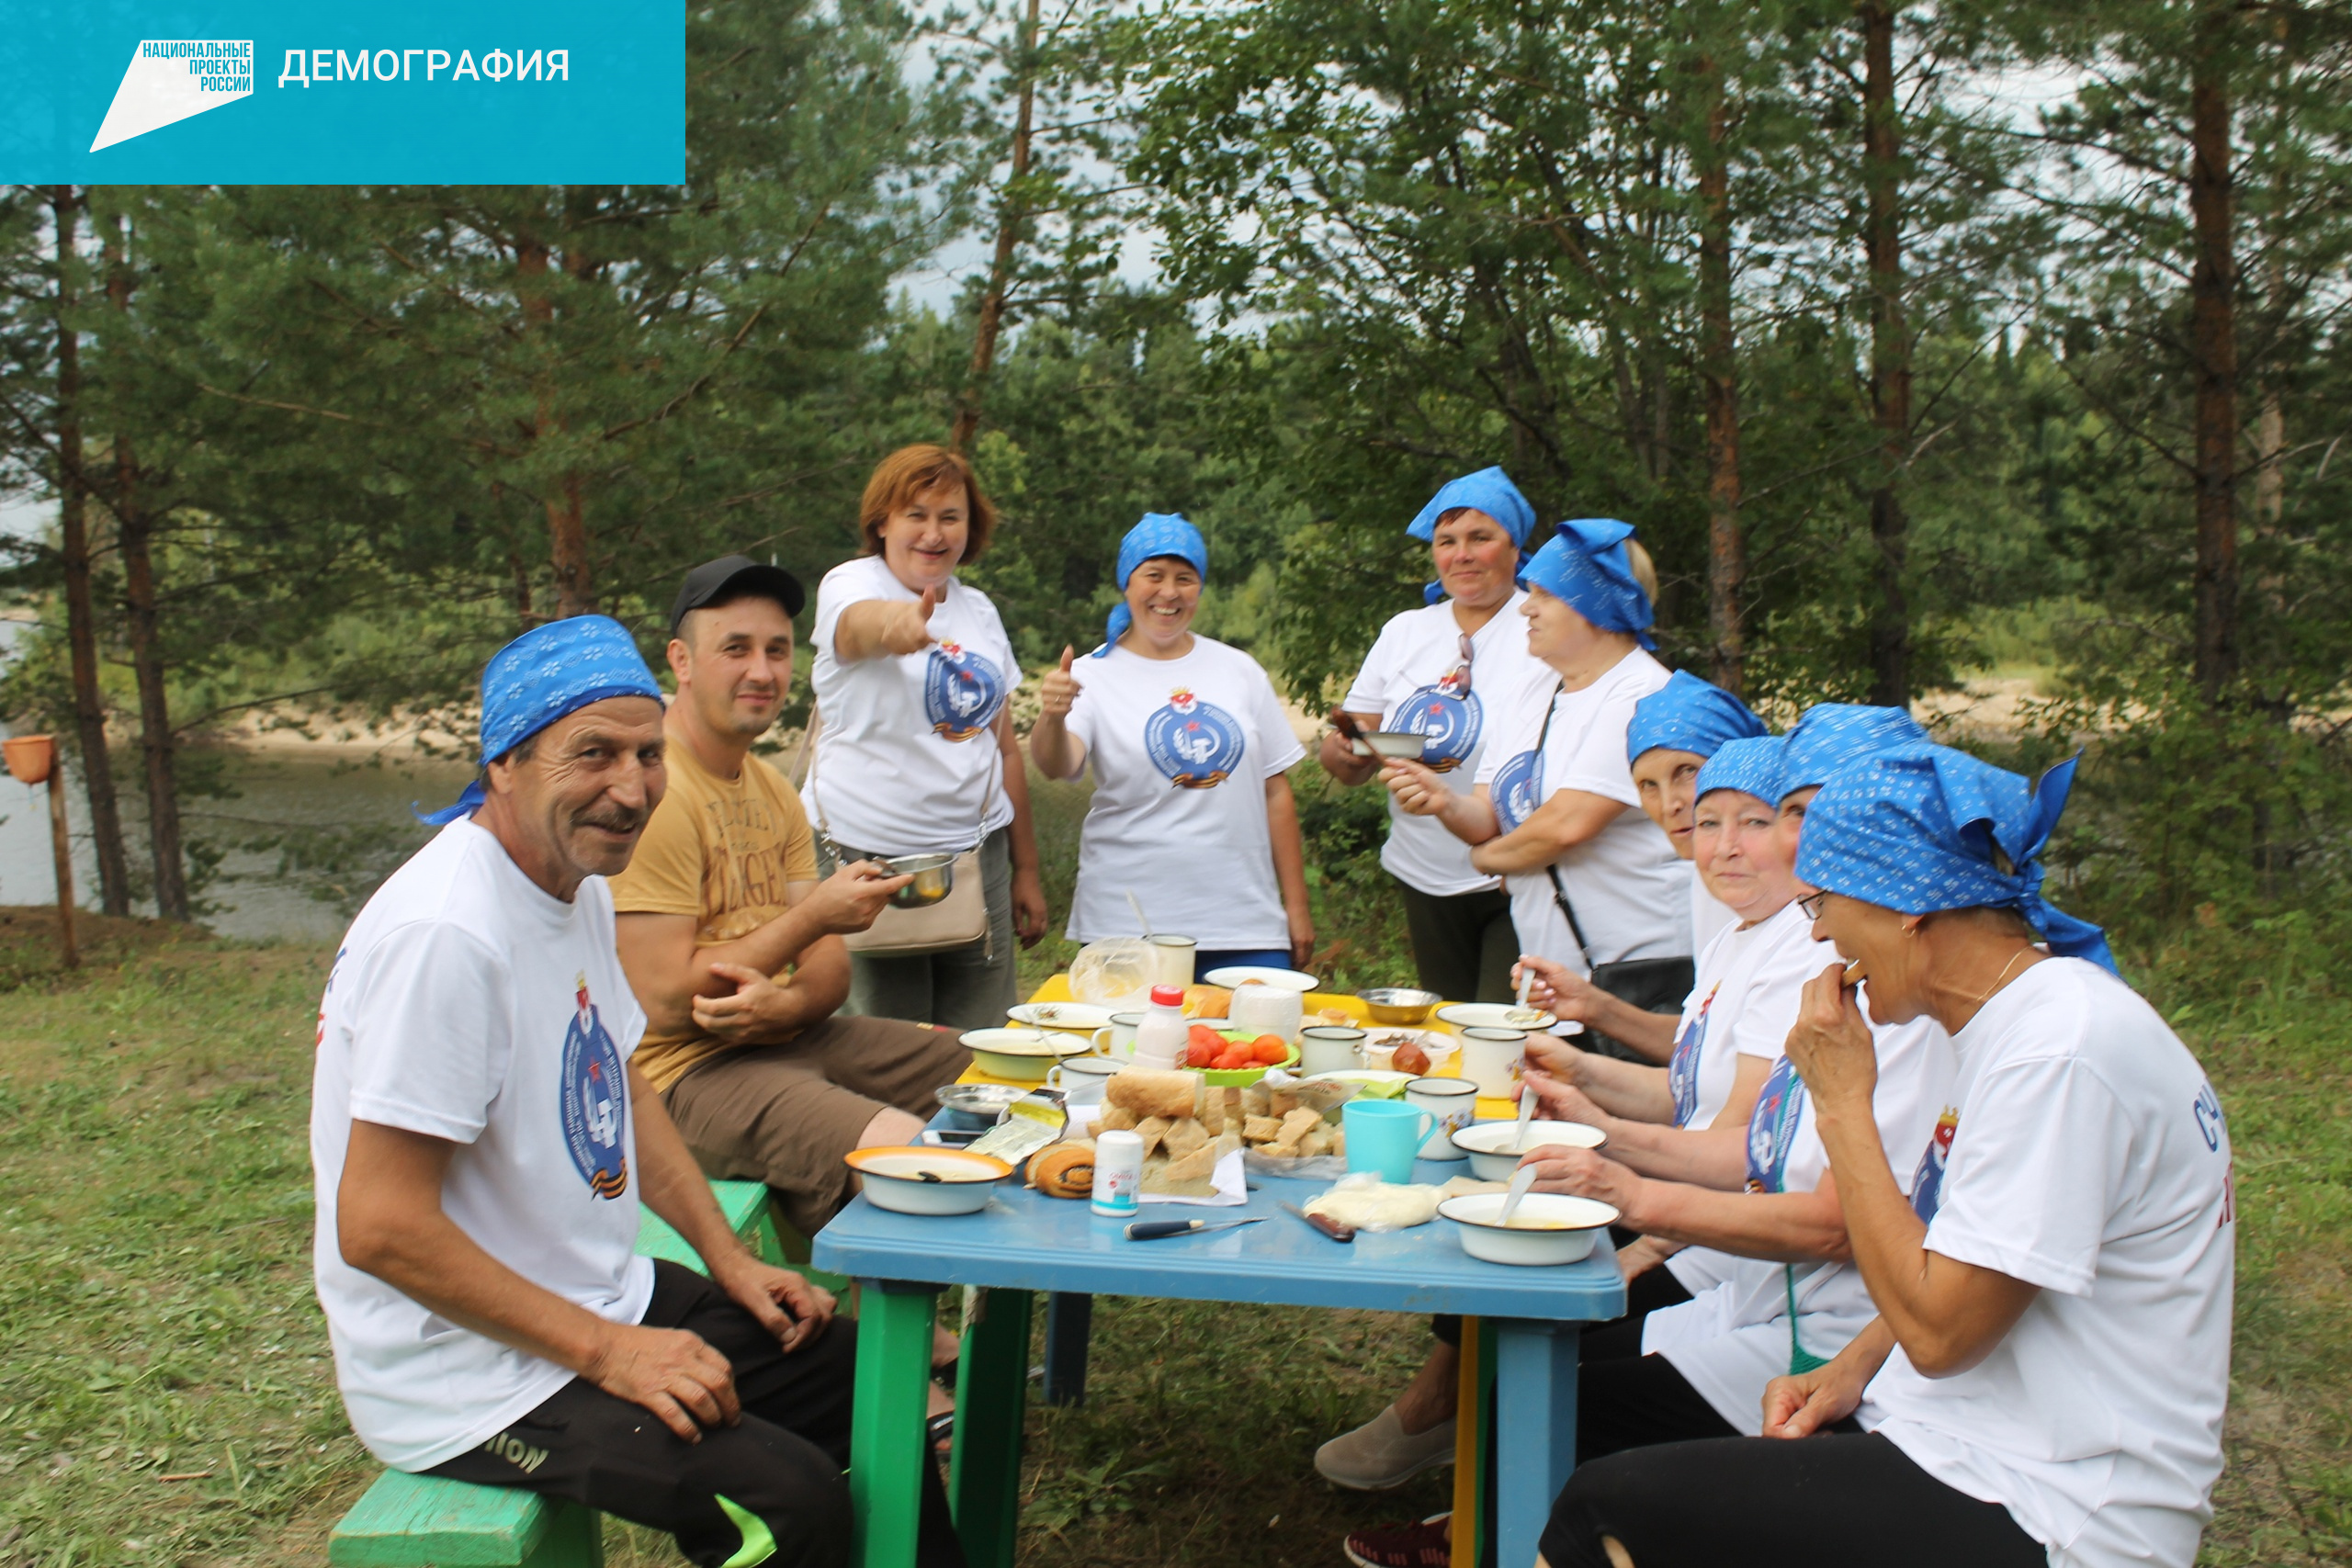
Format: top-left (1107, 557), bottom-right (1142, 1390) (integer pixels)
top-left (1342, 1512), bottom-right (1452, 1568)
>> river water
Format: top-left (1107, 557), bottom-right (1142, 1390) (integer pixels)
top-left (0, 745), bottom-right (472, 944)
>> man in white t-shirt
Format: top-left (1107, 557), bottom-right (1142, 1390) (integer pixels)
top-left (1538, 745), bottom-right (2231, 1568)
top-left (312, 616), bottom-right (964, 1568)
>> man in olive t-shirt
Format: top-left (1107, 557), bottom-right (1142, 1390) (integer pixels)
top-left (610, 558), bottom-right (972, 1237)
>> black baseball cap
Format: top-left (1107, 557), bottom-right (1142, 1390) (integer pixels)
top-left (668, 555), bottom-right (807, 635)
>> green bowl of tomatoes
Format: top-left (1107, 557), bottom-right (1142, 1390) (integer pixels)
top-left (1183, 1021), bottom-right (1301, 1085)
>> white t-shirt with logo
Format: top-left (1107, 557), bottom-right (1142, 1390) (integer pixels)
top-left (1062, 636), bottom-right (1306, 949)
top-left (1341, 595), bottom-right (1555, 898)
top-left (1475, 649), bottom-right (1690, 971)
top-left (311, 819), bottom-right (655, 1472)
top-left (1645, 1010), bottom-right (1955, 1432)
top-left (1655, 899), bottom-right (1819, 1295)
top-left (1861, 959), bottom-right (2235, 1568)
top-left (808, 555), bottom-right (1017, 856)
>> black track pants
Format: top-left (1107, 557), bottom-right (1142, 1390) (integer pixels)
top-left (1540, 1429), bottom-right (2042, 1568)
top-left (426, 1261), bottom-right (963, 1568)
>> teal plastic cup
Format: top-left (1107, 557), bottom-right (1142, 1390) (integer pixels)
top-left (1343, 1099), bottom-right (1439, 1183)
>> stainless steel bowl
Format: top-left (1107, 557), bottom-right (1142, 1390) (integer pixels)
top-left (1359, 987), bottom-right (1442, 1025)
top-left (1363, 731), bottom-right (1428, 760)
top-left (886, 852), bottom-right (956, 908)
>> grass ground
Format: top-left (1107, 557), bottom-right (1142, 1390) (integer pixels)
top-left (0, 881), bottom-right (2342, 1563)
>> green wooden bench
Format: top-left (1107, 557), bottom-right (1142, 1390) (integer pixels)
top-left (330, 1180), bottom-right (793, 1567)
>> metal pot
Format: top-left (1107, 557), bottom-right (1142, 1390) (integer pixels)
top-left (885, 852), bottom-right (956, 908)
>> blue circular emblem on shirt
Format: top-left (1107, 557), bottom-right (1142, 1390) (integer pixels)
top-left (1489, 747), bottom-right (1542, 833)
top-left (1143, 688), bottom-right (1246, 790)
top-left (1397, 683), bottom-right (1483, 773)
top-left (923, 640), bottom-right (1006, 742)
top-left (1667, 983), bottom-right (1718, 1127)
top-left (1744, 1055), bottom-right (1806, 1193)
top-left (560, 978), bottom-right (629, 1200)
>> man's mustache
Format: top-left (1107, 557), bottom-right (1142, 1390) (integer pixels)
top-left (575, 805), bottom-right (648, 836)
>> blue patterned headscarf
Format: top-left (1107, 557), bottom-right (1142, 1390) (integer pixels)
top-left (1407, 467), bottom-right (1537, 606)
top-left (1095, 513), bottom-right (1208, 658)
top-left (1695, 735), bottom-right (1786, 806)
top-left (1778, 703), bottom-right (1929, 800)
top-left (1796, 744), bottom-right (2118, 975)
top-left (1626, 671), bottom-right (1768, 763)
top-left (1518, 519), bottom-right (1656, 649)
top-left (418, 615), bottom-right (664, 825)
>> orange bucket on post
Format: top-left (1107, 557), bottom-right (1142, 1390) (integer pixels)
top-left (3, 734), bottom-right (56, 786)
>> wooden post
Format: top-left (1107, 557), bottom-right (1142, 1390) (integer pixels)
top-left (48, 774), bottom-right (76, 968)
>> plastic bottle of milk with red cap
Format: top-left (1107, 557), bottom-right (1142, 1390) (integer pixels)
top-left (1130, 985), bottom-right (1189, 1070)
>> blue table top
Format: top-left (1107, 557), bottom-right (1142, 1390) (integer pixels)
top-left (811, 1156), bottom-right (1628, 1322)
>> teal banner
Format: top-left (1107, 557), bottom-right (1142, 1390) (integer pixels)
top-left (0, 0), bottom-right (682, 182)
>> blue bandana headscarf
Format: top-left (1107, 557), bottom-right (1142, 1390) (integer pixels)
top-left (1626, 671), bottom-right (1768, 763)
top-left (1795, 743), bottom-right (2118, 975)
top-left (1407, 467), bottom-right (1537, 606)
top-left (1778, 703), bottom-right (1930, 799)
top-left (1095, 513), bottom-right (1208, 657)
top-left (1695, 735), bottom-right (1786, 806)
top-left (418, 615), bottom-right (664, 825)
top-left (1518, 519), bottom-right (1656, 649)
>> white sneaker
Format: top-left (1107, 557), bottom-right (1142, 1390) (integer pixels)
top-left (1314, 1404), bottom-right (1455, 1490)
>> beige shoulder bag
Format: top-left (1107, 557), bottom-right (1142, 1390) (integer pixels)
top-left (799, 705), bottom-right (994, 957)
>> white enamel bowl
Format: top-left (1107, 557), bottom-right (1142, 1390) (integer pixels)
top-left (1007, 1001), bottom-right (1115, 1033)
top-left (1452, 1119), bottom-right (1607, 1181)
top-left (1435, 1002), bottom-right (1557, 1033)
top-left (960, 1027), bottom-right (1090, 1081)
top-left (1204, 965), bottom-right (1321, 992)
top-left (844, 1146), bottom-right (1013, 1215)
top-left (1439, 1191), bottom-right (1619, 1266)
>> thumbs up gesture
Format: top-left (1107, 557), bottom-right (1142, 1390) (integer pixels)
top-left (882, 586), bottom-right (940, 656)
top-left (1040, 646), bottom-right (1083, 718)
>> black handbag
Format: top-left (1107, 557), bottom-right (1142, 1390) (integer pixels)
top-left (1529, 680), bottom-right (1697, 1061)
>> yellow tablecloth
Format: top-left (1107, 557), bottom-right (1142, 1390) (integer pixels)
top-left (960, 976), bottom-right (1517, 1117)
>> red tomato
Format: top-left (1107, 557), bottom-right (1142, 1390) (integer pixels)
top-left (1213, 1050), bottom-right (1251, 1071)
top-left (1251, 1037), bottom-right (1289, 1065)
top-left (1188, 1023), bottom-right (1225, 1050)
top-left (1185, 1039), bottom-right (1222, 1069)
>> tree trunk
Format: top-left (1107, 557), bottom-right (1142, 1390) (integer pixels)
top-left (950, 0), bottom-right (1042, 453)
top-left (546, 473), bottom-right (592, 617)
top-left (1697, 62), bottom-right (1746, 697)
top-left (1860, 0), bottom-right (1911, 708)
top-left (102, 213), bottom-right (190, 921)
top-left (50, 186), bottom-right (132, 916)
top-left (517, 228), bottom-right (594, 616)
top-left (2188, 5), bottom-right (2239, 701)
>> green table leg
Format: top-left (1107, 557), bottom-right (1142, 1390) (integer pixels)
top-left (948, 1288), bottom-right (1031, 1568)
top-left (850, 1280), bottom-right (937, 1568)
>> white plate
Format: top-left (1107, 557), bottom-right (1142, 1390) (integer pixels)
top-left (1204, 965), bottom-right (1321, 992)
top-left (1436, 1002), bottom-right (1560, 1033)
top-left (1007, 1001), bottom-right (1115, 1032)
top-left (1302, 1068), bottom-right (1414, 1100)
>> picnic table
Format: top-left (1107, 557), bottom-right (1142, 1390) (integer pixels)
top-left (814, 977), bottom-right (1623, 1568)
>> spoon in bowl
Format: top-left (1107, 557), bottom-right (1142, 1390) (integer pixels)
top-left (1497, 1161), bottom-right (1540, 1227)
top-left (1511, 1079), bottom-right (1538, 1155)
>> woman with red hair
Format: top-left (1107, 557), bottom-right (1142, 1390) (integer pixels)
top-left (806, 445), bottom-right (1047, 1028)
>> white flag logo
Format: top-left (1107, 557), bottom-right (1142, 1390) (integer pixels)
top-left (91, 41), bottom-right (254, 152)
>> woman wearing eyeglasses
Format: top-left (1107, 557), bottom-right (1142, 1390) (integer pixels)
top-left (1317, 468), bottom-right (1557, 1003)
top-left (1536, 745), bottom-right (2233, 1568)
